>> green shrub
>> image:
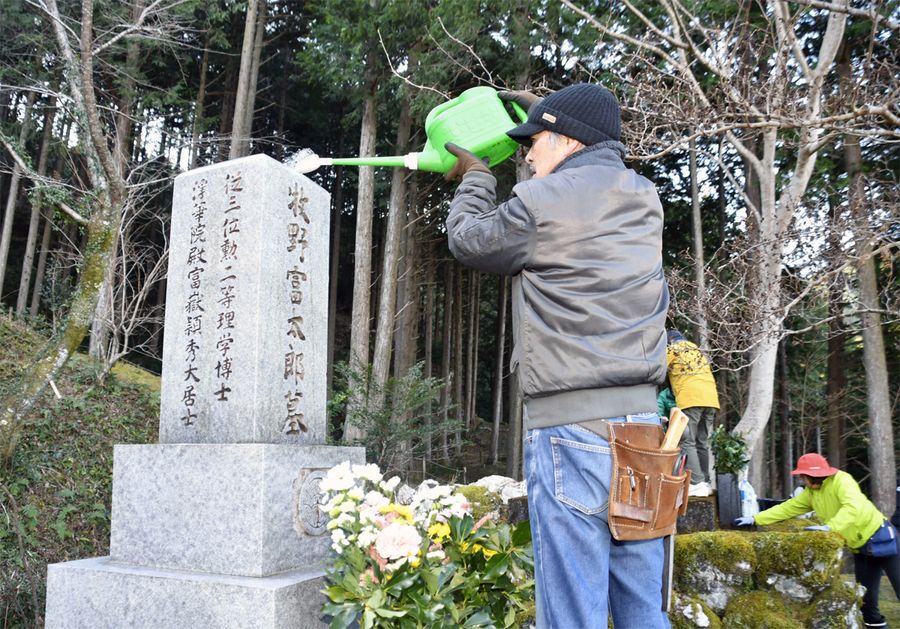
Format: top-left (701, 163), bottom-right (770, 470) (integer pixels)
top-left (709, 426), bottom-right (749, 475)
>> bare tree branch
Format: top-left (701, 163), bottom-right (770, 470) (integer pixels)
top-left (0, 135), bottom-right (89, 224)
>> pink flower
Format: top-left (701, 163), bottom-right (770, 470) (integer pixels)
top-left (374, 523), bottom-right (422, 560)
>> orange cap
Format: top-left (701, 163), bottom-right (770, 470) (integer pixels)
top-left (791, 453), bottom-right (839, 477)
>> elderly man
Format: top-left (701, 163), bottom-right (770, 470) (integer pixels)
top-left (444, 84), bottom-right (670, 629)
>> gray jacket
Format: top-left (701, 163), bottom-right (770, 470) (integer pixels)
top-left (446, 143), bottom-right (668, 429)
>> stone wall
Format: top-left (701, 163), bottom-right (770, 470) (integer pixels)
top-left (670, 530), bottom-right (864, 629)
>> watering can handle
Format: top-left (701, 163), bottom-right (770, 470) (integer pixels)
top-left (510, 101), bottom-right (528, 122)
top-left (424, 97), bottom-right (458, 125)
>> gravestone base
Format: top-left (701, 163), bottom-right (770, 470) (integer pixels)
top-left (45, 558), bottom-right (327, 629)
top-left (108, 443), bottom-right (363, 576)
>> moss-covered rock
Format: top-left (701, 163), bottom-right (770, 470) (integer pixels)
top-left (804, 576), bottom-right (864, 629)
top-left (456, 485), bottom-right (503, 521)
top-left (670, 593), bottom-right (722, 628)
top-left (674, 531), bottom-right (756, 612)
top-left (722, 591), bottom-right (804, 628)
top-left (750, 531), bottom-right (844, 602)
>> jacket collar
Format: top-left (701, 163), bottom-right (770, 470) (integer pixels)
top-left (552, 140), bottom-right (627, 174)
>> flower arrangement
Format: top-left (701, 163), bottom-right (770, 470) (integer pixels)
top-left (319, 462), bottom-right (534, 629)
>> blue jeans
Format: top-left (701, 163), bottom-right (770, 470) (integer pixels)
top-left (524, 414), bottom-right (671, 629)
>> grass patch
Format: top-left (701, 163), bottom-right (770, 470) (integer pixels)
top-left (0, 317), bottom-right (159, 626)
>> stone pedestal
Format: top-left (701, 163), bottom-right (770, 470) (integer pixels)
top-left (44, 157), bottom-right (363, 628)
top-left (46, 559), bottom-right (326, 629)
top-left (108, 444), bottom-right (360, 576)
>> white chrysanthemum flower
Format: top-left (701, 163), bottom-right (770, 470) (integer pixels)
top-left (352, 463), bottom-right (383, 483)
top-left (339, 500), bottom-right (356, 513)
top-left (347, 488), bottom-right (364, 501)
top-left (380, 476), bottom-right (401, 492)
top-left (335, 513), bottom-right (355, 528)
top-left (320, 462), bottom-right (355, 492)
top-left (364, 491), bottom-right (390, 509)
top-left (384, 558), bottom-right (407, 572)
top-left (357, 529), bottom-right (377, 548)
top-left (426, 550), bottom-right (446, 561)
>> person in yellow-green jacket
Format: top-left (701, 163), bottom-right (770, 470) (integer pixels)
top-left (735, 453), bottom-right (900, 628)
top-left (665, 329), bottom-right (719, 497)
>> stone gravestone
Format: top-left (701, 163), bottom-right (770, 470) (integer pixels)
top-left (45, 155), bottom-right (364, 627)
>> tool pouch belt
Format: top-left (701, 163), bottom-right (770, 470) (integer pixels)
top-left (607, 423), bottom-right (691, 541)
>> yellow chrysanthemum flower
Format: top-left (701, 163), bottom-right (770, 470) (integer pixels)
top-left (428, 522), bottom-right (451, 542)
top-left (378, 503), bottom-right (414, 523)
top-left (471, 543), bottom-right (498, 559)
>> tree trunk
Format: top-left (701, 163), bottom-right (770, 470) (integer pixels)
top-left (16, 99), bottom-right (57, 315)
top-left (734, 130), bottom-right (782, 492)
top-left (89, 0), bottom-right (143, 361)
top-left (228, 0), bottom-right (260, 159)
top-left (343, 48), bottom-right (379, 442)
top-left (393, 181), bottom-right (418, 381)
top-left (465, 271), bottom-right (479, 430)
top-left (189, 39), bottom-right (209, 169)
top-left (423, 263), bottom-right (435, 459)
top-left (689, 139), bottom-right (708, 349)
top-left (845, 132), bottom-right (896, 514)
top-left (152, 276), bottom-right (167, 356)
top-left (825, 201), bottom-right (847, 469)
top-left (440, 264), bottom-right (453, 461)
top-left (371, 96), bottom-right (411, 398)
top-left (491, 275), bottom-right (508, 465)
top-left (243, 0), bottom-right (266, 152)
top-left (453, 267), bottom-right (464, 456)
top-left (326, 166), bottom-right (344, 396)
top-left (29, 203), bottom-right (54, 315)
top-left (0, 91), bottom-right (36, 302)
top-left (778, 338), bottom-right (793, 498)
top-left (506, 370), bottom-right (523, 480)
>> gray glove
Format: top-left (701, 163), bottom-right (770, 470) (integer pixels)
top-left (498, 90), bottom-right (543, 112)
top-left (734, 516), bottom-right (755, 527)
top-left (804, 524), bottom-right (831, 532)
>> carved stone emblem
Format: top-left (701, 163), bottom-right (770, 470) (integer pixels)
top-left (294, 469), bottom-right (328, 536)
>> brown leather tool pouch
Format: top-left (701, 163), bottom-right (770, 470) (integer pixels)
top-left (607, 423), bottom-right (691, 541)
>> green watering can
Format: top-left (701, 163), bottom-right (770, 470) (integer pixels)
top-left (293, 86), bottom-right (528, 174)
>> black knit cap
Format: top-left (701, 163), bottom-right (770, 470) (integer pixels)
top-left (506, 83), bottom-right (621, 147)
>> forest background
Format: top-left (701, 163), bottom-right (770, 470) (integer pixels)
top-left (0, 0), bottom-right (897, 530)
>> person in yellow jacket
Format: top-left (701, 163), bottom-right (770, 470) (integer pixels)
top-left (665, 329), bottom-right (719, 497)
top-left (735, 453), bottom-right (900, 628)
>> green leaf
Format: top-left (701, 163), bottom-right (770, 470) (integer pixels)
top-left (463, 610), bottom-right (494, 627)
top-left (325, 604), bottom-right (359, 629)
top-left (373, 608), bottom-right (406, 618)
top-left (482, 554), bottom-right (509, 581)
top-left (324, 586), bottom-right (348, 603)
top-left (367, 589), bottom-right (385, 609)
top-left (511, 522), bottom-right (531, 547)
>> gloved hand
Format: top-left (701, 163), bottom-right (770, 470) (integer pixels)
top-left (499, 90), bottom-right (543, 112)
top-left (733, 516), bottom-right (755, 527)
top-left (444, 143), bottom-right (491, 181)
top-left (804, 524), bottom-right (831, 532)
